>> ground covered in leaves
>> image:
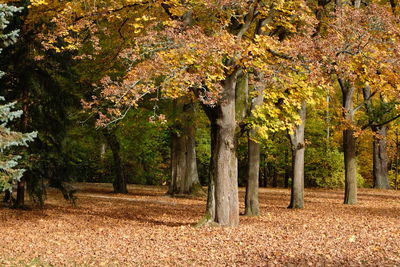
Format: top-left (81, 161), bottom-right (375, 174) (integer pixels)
top-left (0, 184), bottom-right (399, 266)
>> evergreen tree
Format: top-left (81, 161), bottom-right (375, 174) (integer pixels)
top-left (0, 4), bottom-right (36, 193)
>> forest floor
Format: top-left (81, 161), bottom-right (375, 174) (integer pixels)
top-left (0, 184), bottom-right (399, 266)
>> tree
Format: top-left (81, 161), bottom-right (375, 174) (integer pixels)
top-left (0, 3), bottom-right (36, 204)
top-left (315, 3), bottom-right (400, 203)
top-left (168, 98), bottom-right (200, 196)
top-left (288, 101), bottom-right (306, 209)
top-left (38, 0), bottom-right (327, 225)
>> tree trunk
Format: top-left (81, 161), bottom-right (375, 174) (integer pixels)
top-left (168, 100), bottom-right (200, 195)
top-left (372, 126), bottom-right (390, 189)
top-left (262, 154), bottom-right (268, 187)
top-left (284, 147), bottom-right (290, 188)
top-left (200, 72), bottom-right (239, 227)
top-left (363, 86), bottom-right (390, 190)
top-left (340, 79), bottom-right (357, 204)
top-left (16, 84), bottom-right (30, 208)
top-left (288, 102), bottom-right (306, 209)
top-left (245, 133), bottom-right (260, 216)
top-left (244, 84), bottom-right (263, 216)
top-left (103, 128), bottom-right (127, 194)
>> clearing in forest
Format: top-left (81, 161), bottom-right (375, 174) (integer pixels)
top-left (0, 183), bottom-right (399, 266)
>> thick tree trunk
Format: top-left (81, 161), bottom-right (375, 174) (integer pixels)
top-left (200, 72), bottom-right (239, 227)
top-left (340, 79), bottom-right (357, 204)
top-left (103, 129), bottom-right (127, 194)
top-left (168, 100), bottom-right (200, 195)
top-left (288, 102), bottom-right (306, 209)
top-left (213, 74), bottom-right (239, 226)
top-left (372, 126), bottom-right (390, 189)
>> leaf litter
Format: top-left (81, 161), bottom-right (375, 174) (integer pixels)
top-left (0, 183), bottom-right (399, 266)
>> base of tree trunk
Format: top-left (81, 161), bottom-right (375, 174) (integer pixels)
top-left (287, 202), bottom-right (304, 209)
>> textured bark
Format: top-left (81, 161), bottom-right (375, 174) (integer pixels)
top-left (372, 126), bottom-right (390, 189)
top-left (103, 129), bottom-right (127, 194)
top-left (288, 102), bottom-right (306, 209)
top-left (363, 87), bottom-right (390, 190)
top-left (200, 72), bottom-right (240, 227)
top-left (205, 120), bottom-right (217, 221)
top-left (244, 136), bottom-right (260, 216)
top-left (284, 148), bottom-right (291, 188)
top-left (235, 74), bottom-right (248, 122)
top-left (340, 79), bottom-right (357, 205)
top-left (168, 100), bottom-right (200, 195)
top-left (213, 73), bottom-right (239, 226)
top-left (244, 85), bottom-right (263, 216)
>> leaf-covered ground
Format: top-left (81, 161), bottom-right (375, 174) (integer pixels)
top-left (1, 184), bottom-right (399, 266)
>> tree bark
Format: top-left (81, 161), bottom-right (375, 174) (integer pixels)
top-left (244, 131), bottom-right (260, 216)
top-left (200, 71), bottom-right (240, 227)
top-left (372, 126), bottom-right (390, 189)
top-left (363, 86), bottom-right (390, 189)
top-left (168, 99), bottom-right (200, 195)
top-left (15, 83), bottom-right (30, 208)
top-left (284, 147), bottom-right (290, 188)
top-left (340, 79), bottom-right (357, 204)
top-left (288, 102), bottom-right (306, 209)
top-left (244, 84), bottom-right (263, 216)
top-left (103, 128), bottom-right (127, 194)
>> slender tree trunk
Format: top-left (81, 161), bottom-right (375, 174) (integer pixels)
top-left (340, 79), bottom-right (357, 204)
top-left (15, 178), bottom-right (26, 208)
top-left (363, 87), bottom-right (390, 190)
top-left (200, 72), bottom-right (240, 227)
top-left (103, 129), bottom-right (127, 194)
top-left (168, 100), bottom-right (200, 195)
top-left (372, 126), bottom-right (390, 189)
top-left (245, 132), bottom-right (260, 216)
top-left (272, 169), bottom-right (278, 188)
top-left (263, 154), bottom-right (268, 187)
top-left (288, 102), bottom-right (306, 209)
top-left (244, 83), bottom-right (263, 216)
top-left (15, 84), bottom-right (30, 208)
